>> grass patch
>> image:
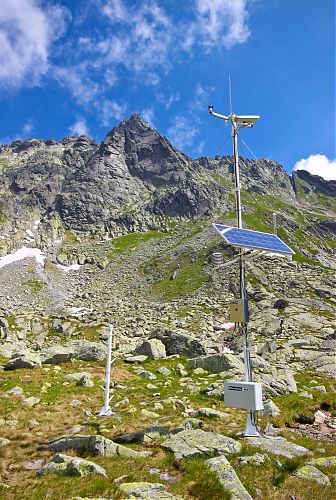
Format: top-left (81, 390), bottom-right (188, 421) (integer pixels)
top-left (22, 279), bottom-right (45, 293)
top-left (108, 230), bottom-right (168, 259)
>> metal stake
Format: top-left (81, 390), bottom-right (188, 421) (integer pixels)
top-left (99, 324), bottom-right (113, 417)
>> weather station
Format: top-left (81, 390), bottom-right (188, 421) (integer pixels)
top-left (208, 83), bottom-right (294, 436)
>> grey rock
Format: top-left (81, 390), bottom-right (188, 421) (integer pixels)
top-left (48, 434), bottom-right (151, 458)
top-left (7, 386), bottom-right (24, 395)
top-left (313, 385), bottom-right (327, 393)
top-left (188, 354), bottom-right (244, 374)
top-left (40, 346), bottom-right (74, 364)
top-left (37, 453), bottom-right (106, 477)
top-left (135, 339), bottom-right (166, 360)
top-left (124, 355), bottom-right (148, 363)
top-left (4, 351), bottom-right (41, 370)
top-left (308, 456), bottom-right (336, 467)
top-left (320, 338), bottom-right (336, 352)
top-left (141, 409), bottom-right (160, 418)
top-left (64, 372), bottom-right (93, 382)
top-left (135, 369), bottom-right (157, 380)
top-left (119, 482), bottom-right (177, 499)
top-left (23, 397), bottom-right (40, 407)
top-left (196, 408), bottom-right (230, 419)
top-left (151, 330), bottom-right (208, 357)
top-left (70, 340), bottom-right (106, 361)
top-left (114, 426), bottom-right (171, 444)
top-left (263, 400), bottom-right (281, 417)
top-left (181, 418), bottom-right (203, 429)
top-left (293, 465), bottom-right (330, 485)
top-left (0, 438), bottom-right (10, 447)
top-left (206, 455), bottom-right (252, 499)
top-left (76, 374), bottom-right (94, 387)
top-left (246, 436), bottom-right (313, 458)
top-left (23, 459), bottom-right (45, 470)
top-left (162, 429), bottom-right (241, 460)
top-left (157, 366), bottom-right (172, 376)
top-left (238, 453), bottom-right (267, 466)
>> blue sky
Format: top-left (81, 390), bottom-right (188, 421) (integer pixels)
top-left (0, 0), bottom-right (335, 178)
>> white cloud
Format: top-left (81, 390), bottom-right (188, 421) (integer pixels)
top-left (98, 99), bottom-right (127, 126)
top-left (293, 154), bottom-right (336, 181)
top-left (167, 116), bottom-right (197, 151)
top-left (53, 65), bottom-right (100, 105)
top-left (194, 0), bottom-right (250, 49)
top-left (100, 1), bottom-right (172, 77)
top-left (22, 119), bottom-right (34, 135)
top-left (69, 118), bottom-right (89, 136)
top-left (0, 0), bottom-right (70, 89)
top-left (141, 108), bottom-right (155, 127)
top-left (156, 91), bottom-right (180, 109)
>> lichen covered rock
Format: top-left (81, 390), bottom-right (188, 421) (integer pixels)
top-left (293, 465), bottom-right (330, 485)
top-left (246, 436), bottom-right (313, 459)
top-left (206, 456), bottom-right (252, 499)
top-left (119, 482), bottom-right (177, 498)
top-left (162, 429), bottom-right (241, 460)
top-left (37, 454), bottom-right (106, 477)
top-left (48, 434), bottom-right (151, 458)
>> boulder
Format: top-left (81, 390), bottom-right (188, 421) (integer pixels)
top-left (4, 351), bottom-right (41, 370)
top-left (188, 354), bottom-right (244, 374)
top-left (77, 374), bottom-right (94, 387)
top-left (114, 426), bottom-right (171, 444)
top-left (157, 366), bottom-right (172, 376)
top-left (238, 453), bottom-right (268, 466)
top-left (23, 397), bottom-right (40, 407)
top-left (263, 400), bottom-right (281, 417)
top-left (64, 372), bottom-right (93, 382)
top-left (273, 299), bottom-right (289, 309)
top-left (48, 434), bottom-right (151, 458)
top-left (37, 454), bottom-right (106, 477)
top-left (40, 346), bottom-right (74, 364)
top-left (195, 408), bottom-right (230, 419)
top-left (134, 339), bottom-right (166, 360)
top-left (206, 456), bottom-right (252, 499)
top-left (119, 482), bottom-right (177, 498)
top-left (293, 465), bottom-right (330, 485)
top-left (162, 429), bottom-right (241, 460)
top-left (151, 331), bottom-right (207, 357)
top-left (124, 355), bottom-right (148, 363)
top-left (319, 338), bottom-right (336, 352)
top-left (70, 340), bottom-right (106, 361)
top-left (246, 436), bottom-right (313, 459)
top-left (308, 456), bottom-right (336, 468)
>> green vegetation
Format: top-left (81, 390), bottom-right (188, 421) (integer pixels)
top-left (0, 355), bottom-right (335, 499)
top-left (22, 279), bottom-right (45, 293)
top-left (108, 230), bottom-right (168, 259)
top-left (150, 251), bottom-right (209, 300)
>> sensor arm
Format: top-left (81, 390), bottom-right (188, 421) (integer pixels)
top-left (208, 106), bottom-right (229, 121)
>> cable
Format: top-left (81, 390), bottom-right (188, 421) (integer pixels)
top-left (239, 138), bottom-right (258, 160)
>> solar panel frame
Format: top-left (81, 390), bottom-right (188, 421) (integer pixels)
top-left (213, 224), bottom-right (295, 256)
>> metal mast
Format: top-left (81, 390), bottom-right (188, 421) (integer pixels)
top-left (208, 100), bottom-right (260, 436)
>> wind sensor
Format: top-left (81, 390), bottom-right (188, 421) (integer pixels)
top-left (208, 78), bottom-right (294, 437)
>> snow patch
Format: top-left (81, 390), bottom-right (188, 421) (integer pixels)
top-left (222, 346), bottom-right (234, 354)
top-left (26, 229), bottom-right (34, 238)
top-left (56, 263), bottom-right (82, 272)
top-left (222, 322), bottom-right (235, 330)
top-left (0, 248), bottom-right (45, 269)
top-left (68, 307), bottom-right (91, 316)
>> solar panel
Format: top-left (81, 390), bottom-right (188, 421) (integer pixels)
top-left (213, 224), bottom-right (295, 256)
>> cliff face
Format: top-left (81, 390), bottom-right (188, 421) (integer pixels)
top-left (0, 114), bottom-right (334, 260)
